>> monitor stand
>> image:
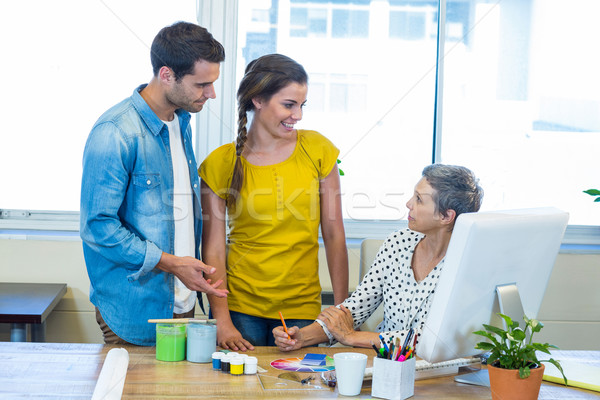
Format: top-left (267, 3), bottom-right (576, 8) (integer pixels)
top-left (454, 283), bottom-right (526, 387)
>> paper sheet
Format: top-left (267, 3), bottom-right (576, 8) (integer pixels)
top-left (546, 350), bottom-right (600, 369)
top-left (91, 348), bottom-right (129, 400)
top-left (539, 350), bottom-right (600, 393)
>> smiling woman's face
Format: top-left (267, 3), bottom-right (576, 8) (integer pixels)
top-left (252, 82), bottom-right (307, 139)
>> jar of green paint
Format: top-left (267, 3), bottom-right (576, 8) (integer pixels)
top-left (155, 323), bottom-right (186, 361)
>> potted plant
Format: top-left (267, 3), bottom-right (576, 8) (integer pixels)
top-left (584, 189), bottom-right (600, 202)
top-left (474, 313), bottom-right (568, 400)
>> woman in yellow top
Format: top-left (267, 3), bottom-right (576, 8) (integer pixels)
top-left (199, 54), bottom-right (349, 350)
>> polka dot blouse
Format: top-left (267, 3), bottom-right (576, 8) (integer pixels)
top-left (342, 229), bottom-right (444, 348)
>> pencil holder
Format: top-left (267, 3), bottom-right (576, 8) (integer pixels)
top-left (371, 356), bottom-right (416, 400)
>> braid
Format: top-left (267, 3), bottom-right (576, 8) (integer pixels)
top-left (227, 106), bottom-right (249, 207)
top-left (235, 113), bottom-right (248, 157)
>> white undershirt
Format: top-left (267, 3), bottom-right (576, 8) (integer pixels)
top-left (162, 114), bottom-right (196, 314)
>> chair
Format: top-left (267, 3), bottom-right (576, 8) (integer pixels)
top-left (357, 238), bottom-right (385, 333)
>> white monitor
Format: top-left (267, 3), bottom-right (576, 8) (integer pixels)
top-left (418, 207), bottom-right (569, 365)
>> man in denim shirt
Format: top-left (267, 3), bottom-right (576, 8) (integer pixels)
top-left (81, 22), bottom-right (228, 345)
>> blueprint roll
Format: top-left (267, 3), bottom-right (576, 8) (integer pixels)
top-left (92, 348), bottom-right (129, 400)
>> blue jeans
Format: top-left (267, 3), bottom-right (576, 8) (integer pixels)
top-left (229, 311), bottom-right (313, 346)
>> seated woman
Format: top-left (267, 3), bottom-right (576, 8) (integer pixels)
top-left (273, 164), bottom-right (484, 351)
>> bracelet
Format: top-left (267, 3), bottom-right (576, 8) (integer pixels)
top-left (315, 318), bottom-right (334, 345)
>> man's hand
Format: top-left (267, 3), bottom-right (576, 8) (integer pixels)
top-left (217, 321), bottom-right (254, 351)
top-left (156, 253), bottom-right (228, 297)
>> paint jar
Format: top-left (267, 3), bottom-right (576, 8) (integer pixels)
top-left (230, 356), bottom-right (244, 375)
top-left (244, 356), bottom-right (258, 374)
top-left (155, 323), bottom-right (186, 362)
top-left (220, 355), bottom-right (231, 373)
top-left (186, 323), bottom-right (217, 363)
top-left (212, 351), bottom-right (224, 370)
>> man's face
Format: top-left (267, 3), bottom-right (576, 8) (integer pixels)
top-left (166, 60), bottom-right (220, 113)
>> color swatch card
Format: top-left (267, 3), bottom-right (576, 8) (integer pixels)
top-left (271, 356), bottom-right (335, 372)
top-left (300, 353), bottom-right (327, 366)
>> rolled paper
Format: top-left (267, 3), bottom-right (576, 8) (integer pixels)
top-left (91, 348), bottom-right (129, 400)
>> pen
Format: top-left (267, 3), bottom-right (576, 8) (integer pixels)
top-left (411, 332), bottom-right (418, 357)
top-left (379, 334), bottom-right (390, 354)
top-left (278, 311), bottom-right (291, 340)
top-left (400, 328), bottom-right (414, 356)
top-left (370, 341), bottom-right (382, 358)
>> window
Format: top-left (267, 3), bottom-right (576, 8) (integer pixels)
top-left (237, 0), bottom-right (438, 221)
top-left (389, 1), bottom-right (437, 40)
top-left (332, 9), bottom-right (369, 38)
top-left (306, 73), bottom-right (368, 113)
top-left (440, 0), bottom-right (600, 226)
top-left (290, 1), bottom-right (370, 39)
top-left (0, 0), bottom-right (198, 213)
top-left (290, 7), bottom-right (327, 37)
top-left (228, 0), bottom-right (600, 228)
top-left (2, 0), bottom-right (599, 242)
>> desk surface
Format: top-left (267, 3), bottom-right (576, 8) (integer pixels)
top-left (0, 282), bottom-right (67, 324)
top-left (0, 342), bottom-right (597, 399)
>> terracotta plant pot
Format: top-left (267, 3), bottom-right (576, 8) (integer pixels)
top-left (488, 363), bottom-right (545, 400)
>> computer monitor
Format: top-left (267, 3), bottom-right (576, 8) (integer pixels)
top-left (418, 207), bottom-right (569, 371)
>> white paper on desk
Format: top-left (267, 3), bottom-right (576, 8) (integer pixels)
top-left (538, 350), bottom-right (600, 393)
top-left (545, 350), bottom-right (600, 369)
top-left (92, 348), bottom-right (129, 400)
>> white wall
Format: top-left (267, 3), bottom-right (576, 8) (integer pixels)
top-left (1, 238), bottom-right (598, 350)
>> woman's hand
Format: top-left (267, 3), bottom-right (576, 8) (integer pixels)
top-left (217, 321), bottom-right (254, 352)
top-left (317, 305), bottom-right (356, 345)
top-left (273, 325), bottom-right (303, 351)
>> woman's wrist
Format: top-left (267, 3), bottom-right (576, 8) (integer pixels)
top-left (315, 319), bottom-right (334, 345)
top-left (339, 330), bottom-right (380, 348)
top-left (338, 329), bottom-right (358, 347)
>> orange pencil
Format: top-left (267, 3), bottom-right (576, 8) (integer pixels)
top-left (278, 311), bottom-right (291, 339)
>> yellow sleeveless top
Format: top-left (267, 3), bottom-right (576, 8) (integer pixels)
top-left (199, 130), bottom-right (339, 319)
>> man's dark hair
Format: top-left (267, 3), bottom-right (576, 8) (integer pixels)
top-left (150, 21), bottom-right (225, 81)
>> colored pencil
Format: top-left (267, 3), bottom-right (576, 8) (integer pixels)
top-left (278, 311), bottom-right (291, 339)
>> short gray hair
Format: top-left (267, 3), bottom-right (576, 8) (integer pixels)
top-left (422, 164), bottom-right (483, 221)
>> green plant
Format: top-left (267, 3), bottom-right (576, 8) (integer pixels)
top-left (584, 189), bottom-right (600, 202)
top-left (337, 159), bottom-right (345, 176)
top-left (474, 313), bottom-right (567, 384)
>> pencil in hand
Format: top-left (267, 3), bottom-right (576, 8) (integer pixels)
top-left (278, 311), bottom-right (291, 339)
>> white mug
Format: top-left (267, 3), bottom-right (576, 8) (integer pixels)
top-left (334, 352), bottom-right (368, 396)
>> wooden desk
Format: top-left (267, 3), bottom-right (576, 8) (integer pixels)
top-left (0, 282), bottom-right (67, 342)
top-left (0, 342), bottom-right (597, 399)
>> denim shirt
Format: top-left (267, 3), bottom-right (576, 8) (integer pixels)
top-left (80, 85), bottom-right (202, 345)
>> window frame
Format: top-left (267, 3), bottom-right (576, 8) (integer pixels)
top-left (1, 0), bottom-right (599, 253)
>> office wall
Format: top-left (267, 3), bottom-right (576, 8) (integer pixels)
top-left (1, 238), bottom-right (599, 350)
